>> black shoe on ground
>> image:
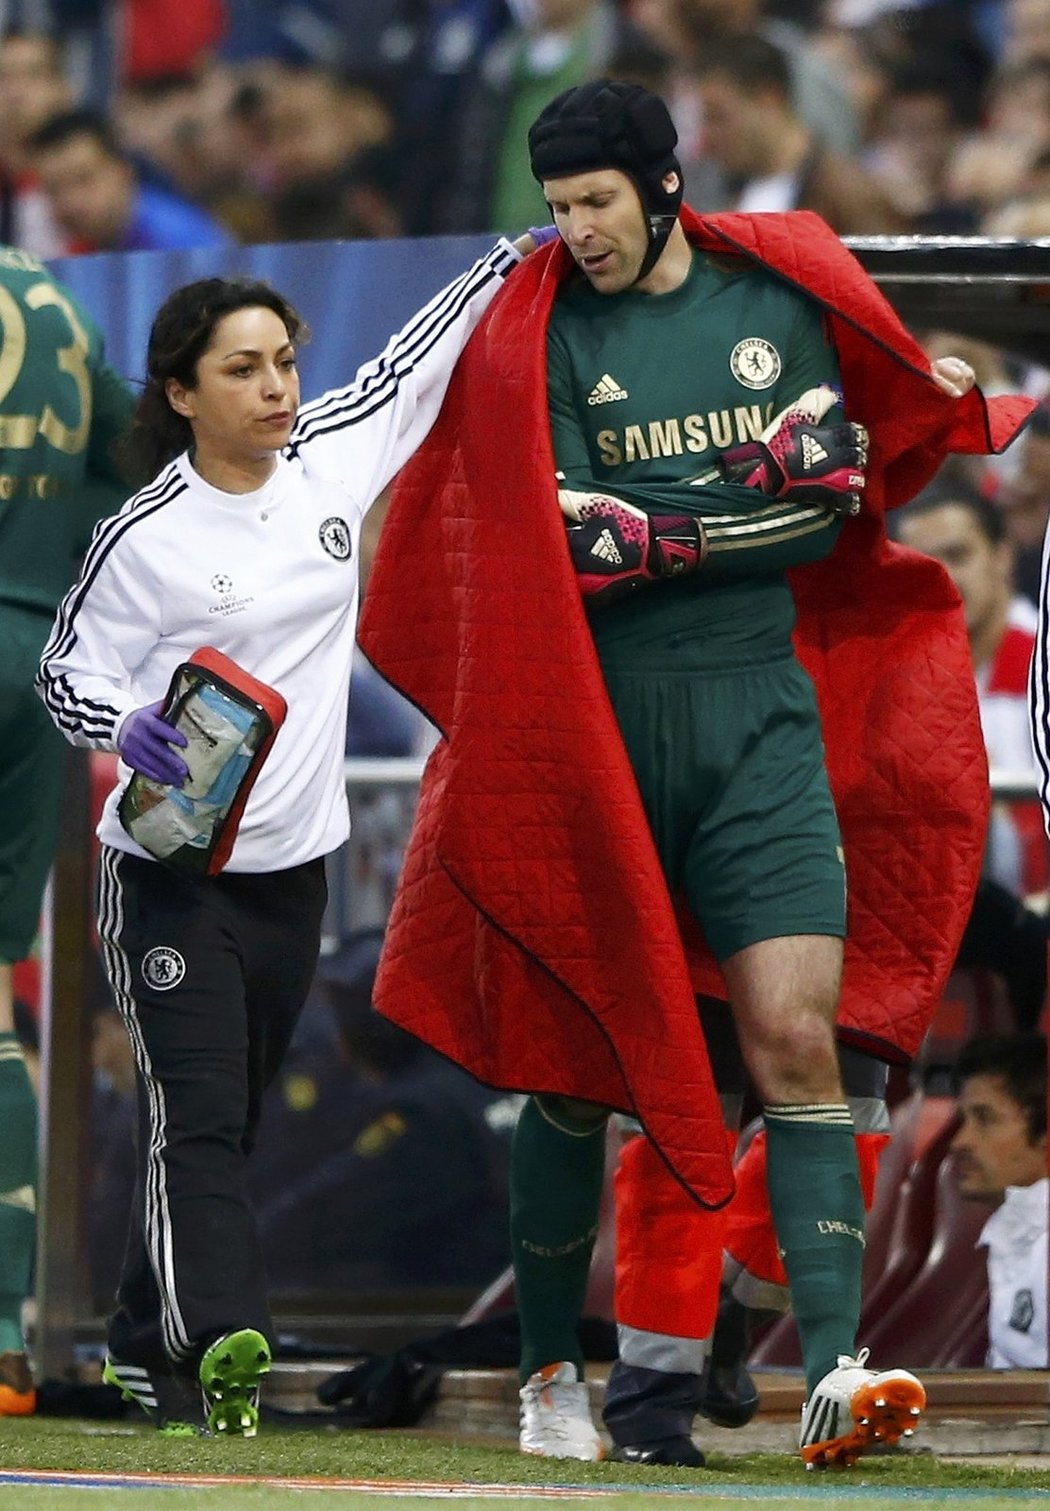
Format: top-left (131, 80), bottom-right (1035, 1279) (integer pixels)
top-left (609, 1435), bottom-right (706, 1468)
top-left (102, 1355), bottom-right (208, 1436)
top-left (697, 1358), bottom-right (759, 1429)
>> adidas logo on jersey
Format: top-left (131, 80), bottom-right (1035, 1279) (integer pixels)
top-left (587, 373), bottom-right (629, 405)
top-left (589, 528), bottom-right (623, 564)
top-left (800, 433), bottom-right (829, 470)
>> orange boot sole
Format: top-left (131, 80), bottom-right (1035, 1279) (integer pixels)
top-left (0, 1383), bottom-right (36, 1416)
top-left (801, 1371), bottom-right (926, 1469)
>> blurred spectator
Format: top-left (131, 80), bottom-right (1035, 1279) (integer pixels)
top-left (846, 0), bottom-right (993, 95)
top-left (260, 63), bottom-right (384, 198)
top-left (807, 11), bottom-right (902, 147)
top-left (112, 64), bottom-right (274, 243)
top-left (42, 0), bottom-right (225, 119)
top-left (242, 61), bottom-right (401, 240)
top-left (250, 928), bottom-right (515, 1292)
top-left (116, 71), bottom-right (209, 188)
top-left (692, 32), bottom-right (909, 233)
top-left (951, 1033), bottom-right (1047, 1369)
top-left (438, 0), bottom-right (654, 235)
top-left (984, 188), bottom-right (1050, 240)
top-left (0, 27), bottom-right (73, 256)
top-left (219, 0), bottom-right (348, 70)
top-left (1004, 0), bottom-right (1050, 66)
top-left (368, 0), bottom-right (513, 234)
top-left (998, 406), bottom-right (1050, 609)
top-left (945, 58), bottom-right (1050, 224)
top-left (897, 469), bottom-right (1049, 899)
top-left (864, 61), bottom-right (976, 230)
top-left (111, 4), bottom-right (683, 241)
top-left (28, 106), bottom-right (235, 252)
top-left (631, 0), bottom-right (861, 156)
top-left (817, 3), bottom-right (994, 199)
top-left (118, 0), bottom-right (225, 85)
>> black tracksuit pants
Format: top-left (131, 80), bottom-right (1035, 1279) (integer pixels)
top-left (96, 845), bottom-right (327, 1375)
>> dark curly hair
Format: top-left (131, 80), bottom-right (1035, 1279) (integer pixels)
top-left (955, 1033), bottom-right (1047, 1144)
top-left (119, 278), bottom-right (307, 486)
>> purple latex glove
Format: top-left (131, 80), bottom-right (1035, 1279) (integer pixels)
top-left (118, 701), bottom-right (189, 787)
top-left (528, 224), bottom-right (560, 247)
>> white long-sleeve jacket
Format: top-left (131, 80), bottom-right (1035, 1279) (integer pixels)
top-left (37, 238), bottom-right (520, 872)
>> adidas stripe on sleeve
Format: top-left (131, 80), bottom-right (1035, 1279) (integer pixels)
top-left (697, 493), bottom-right (841, 577)
top-left (36, 470), bottom-right (180, 749)
top-left (561, 473), bottom-right (842, 580)
top-left (287, 239), bottom-right (520, 508)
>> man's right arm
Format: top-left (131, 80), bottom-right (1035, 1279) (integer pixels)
top-left (559, 480), bottom-right (844, 605)
top-left (74, 334), bottom-right (136, 555)
top-left (86, 356), bottom-right (135, 489)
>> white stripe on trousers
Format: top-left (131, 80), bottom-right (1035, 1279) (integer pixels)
top-left (1029, 521), bottom-right (1050, 835)
top-left (97, 847), bottom-right (192, 1362)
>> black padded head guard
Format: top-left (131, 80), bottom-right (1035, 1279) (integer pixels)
top-left (528, 80), bottom-right (683, 282)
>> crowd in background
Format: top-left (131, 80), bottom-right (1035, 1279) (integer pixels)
top-left (0, 0), bottom-right (1048, 253)
top-left (5, 2), bottom-right (1050, 509)
top-left (4, 4), bottom-right (1050, 472)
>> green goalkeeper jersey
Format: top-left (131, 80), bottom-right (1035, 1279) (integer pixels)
top-left (0, 246), bottom-right (134, 618)
top-left (547, 248), bottom-right (844, 669)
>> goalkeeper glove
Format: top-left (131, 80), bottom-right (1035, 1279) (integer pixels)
top-left (559, 488), bottom-right (707, 606)
top-left (710, 385), bottom-right (868, 516)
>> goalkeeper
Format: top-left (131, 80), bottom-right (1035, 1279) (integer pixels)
top-left (508, 80), bottom-right (973, 1473)
top-left (358, 74), bottom-right (1028, 1475)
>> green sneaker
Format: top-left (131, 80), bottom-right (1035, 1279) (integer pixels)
top-left (102, 1355), bottom-right (207, 1436)
top-left (198, 1329), bottom-right (271, 1437)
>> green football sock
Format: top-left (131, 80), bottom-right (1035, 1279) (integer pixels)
top-left (511, 1095), bottom-right (607, 1383)
top-left (763, 1103), bottom-right (864, 1397)
top-left (0, 1035), bottom-right (37, 1354)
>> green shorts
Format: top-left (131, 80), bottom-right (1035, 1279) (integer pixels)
top-left (603, 652), bottom-right (846, 962)
top-left (0, 608), bottom-right (68, 963)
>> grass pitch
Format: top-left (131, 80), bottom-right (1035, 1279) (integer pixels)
top-left (0, 1417), bottom-right (1047, 1510)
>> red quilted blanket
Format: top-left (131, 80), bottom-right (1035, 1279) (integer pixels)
top-left (358, 211), bottom-right (1035, 1209)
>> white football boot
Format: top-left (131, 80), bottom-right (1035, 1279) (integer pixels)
top-left (519, 1361), bottom-right (605, 1461)
top-left (799, 1347), bottom-right (925, 1469)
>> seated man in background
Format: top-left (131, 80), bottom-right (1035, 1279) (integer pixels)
top-left (951, 1033), bottom-right (1047, 1370)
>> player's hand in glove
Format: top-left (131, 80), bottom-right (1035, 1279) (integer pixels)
top-left (559, 487), bottom-right (707, 606)
top-left (711, 384), bottom-right (868, 516)
top-left (118, 701), bottom-right (189, 787)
